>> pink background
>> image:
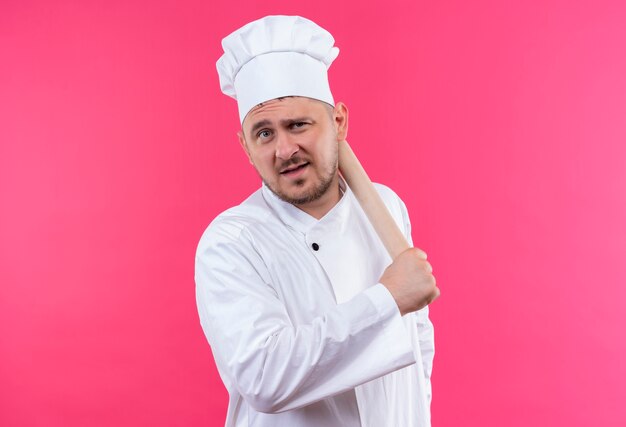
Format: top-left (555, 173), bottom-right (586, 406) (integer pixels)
top-left (2, 0), bottom-right (625, 425)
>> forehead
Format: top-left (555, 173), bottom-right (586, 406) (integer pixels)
top-left (243, 97), bottom-right (328, 129)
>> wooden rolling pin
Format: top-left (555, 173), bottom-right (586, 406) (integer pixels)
top-left (338, 140), bottom-right (410, 260)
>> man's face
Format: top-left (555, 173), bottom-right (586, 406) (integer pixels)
top-left (238, 97), bottom-right (348, 209)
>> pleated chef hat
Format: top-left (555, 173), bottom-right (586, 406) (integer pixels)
top-left (216, 15), bottom-right (340, 123)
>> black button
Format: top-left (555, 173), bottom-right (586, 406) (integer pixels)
top-left (312, 243), bottom-right (320, 251)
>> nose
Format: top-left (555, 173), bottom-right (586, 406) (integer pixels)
top-left (275, 132), bottom-right (299, 160)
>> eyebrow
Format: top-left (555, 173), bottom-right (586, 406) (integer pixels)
top-left (248, 117), bottom-right (314, 136)
top-left (249, 119), bottom-right (272, 136)
top-left (282, 117), bottom-right (314, 126)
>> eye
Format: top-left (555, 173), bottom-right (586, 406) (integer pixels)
top-left (257, 129), bottom-right (272, 140)
top-left (291, 122), bottom-right (308, 130)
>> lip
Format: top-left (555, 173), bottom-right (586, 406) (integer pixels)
top-left (280, 162), bottom-right (309, 178)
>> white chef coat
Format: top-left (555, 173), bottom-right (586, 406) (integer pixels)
top-left (195, 179), bottom-right (435, 427)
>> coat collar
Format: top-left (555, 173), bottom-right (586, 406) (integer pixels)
top-left (261, 176), bottom-right (351, 235)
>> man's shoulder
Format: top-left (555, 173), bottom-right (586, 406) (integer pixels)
top-left (372, 182), bottom-right (403, 203)
top-left (197, 188), bottom-right (272, 250)
top-left (371, 182), bottom-right (407, 213)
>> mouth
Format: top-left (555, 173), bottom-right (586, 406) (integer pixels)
top-left (280, 162), bottom-right (310, 176)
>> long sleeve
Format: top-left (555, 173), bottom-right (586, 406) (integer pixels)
top-left (195, 222), bottom-right (416, 414)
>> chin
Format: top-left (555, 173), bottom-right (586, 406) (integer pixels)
top-left (265, 170), bottom-right (335, 206)
top-left (289, 182), bottom-right (333, 205)
top-left (282, 188), bottom-right (318, 205)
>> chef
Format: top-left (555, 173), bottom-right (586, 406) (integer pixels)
top-left (195, 15), bottom-right (439, 427)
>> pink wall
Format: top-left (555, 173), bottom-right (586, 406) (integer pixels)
top-left (2, 0), bottom-right (625, 425)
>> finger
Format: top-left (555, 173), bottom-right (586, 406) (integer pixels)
top-left (412, 247), bottom-right (428, 260)
top-left (417, 259), bottom-right (433, 273)
top-left (431, 287), bottom-right (441, 303)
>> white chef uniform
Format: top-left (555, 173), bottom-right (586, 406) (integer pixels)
top-left (195, 179), bottom-right (435, 426)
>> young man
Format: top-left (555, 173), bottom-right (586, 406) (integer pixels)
top-left (196, 15), bottom-right (439, 427)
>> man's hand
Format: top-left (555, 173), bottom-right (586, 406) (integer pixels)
top-left (379, 248), bottom-right (440, 316)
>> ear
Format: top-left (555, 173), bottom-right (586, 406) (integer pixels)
top-left (237, 130), bottom-right (253, 165)
top-left (333, 102), bottom-right (349, 141)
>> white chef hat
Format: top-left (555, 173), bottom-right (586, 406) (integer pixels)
top-left (216, 15), bottom-right (340, 123)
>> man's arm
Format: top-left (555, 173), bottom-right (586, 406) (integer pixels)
top-left (195, 223), bottom-right (416, 414)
